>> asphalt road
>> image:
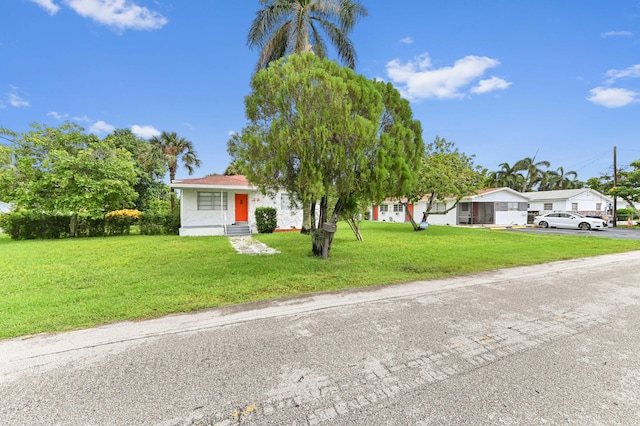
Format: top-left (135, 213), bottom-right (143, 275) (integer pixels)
top-left (508, 226), bottom-right (640, 239)
top-left (1, 251), bottom-right (640, 425)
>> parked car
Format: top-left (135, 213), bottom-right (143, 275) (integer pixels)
top-left (534, 212), bottom-right (607, 230)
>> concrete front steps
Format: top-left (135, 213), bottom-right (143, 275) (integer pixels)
top-left (226, 222), bottom-right (251, 237)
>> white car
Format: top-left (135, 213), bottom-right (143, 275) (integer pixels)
top-left (534, 212), bottom-right (607, 231)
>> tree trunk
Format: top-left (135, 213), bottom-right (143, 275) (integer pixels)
top-left (402, 202), bottom-right (420, 231)
top-left (69, 213), bottom-right (78, 238)
top-left (345, 217), bottom-right (363, 240)
top-left (310, 196), bottom-right (349, 258)
top-left (301, 203), bottom-right (312, 234)
top-left (311, 196), bottom-right (329, 256)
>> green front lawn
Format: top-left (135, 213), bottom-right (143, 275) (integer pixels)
top-left (1, 222), bottom-right (638, 339)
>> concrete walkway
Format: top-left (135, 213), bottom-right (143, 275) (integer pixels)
top-left (228, 236), bottom-right (280, 255)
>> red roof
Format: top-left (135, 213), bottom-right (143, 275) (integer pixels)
top-left (172, 174), bottom-right (250, 186)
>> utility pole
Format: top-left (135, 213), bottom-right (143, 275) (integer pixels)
top-left (613, 146), bottom-right (617, 228)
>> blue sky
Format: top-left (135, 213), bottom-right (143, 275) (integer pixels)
top-left (2, 1), bottom-right (640, 182)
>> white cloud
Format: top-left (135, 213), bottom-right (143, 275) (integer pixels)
top-left (29, 0), bottom-right (61, 15)
top-left (131, 124), bottom-right (160, 139)
top-left (588, 63), bottom-right (640, 108)
top-left (605, 64), bottom-right (640, 84)
top-left (63, 0), bottom-right (168, 31)
top-left (72, 114), bottom-right (92, 123)
top-left (471, 76), bottom-right (512, 94)
top-left (47, 111), bottom-right (68, 121)
top-left (587, 87), bottom-right (639, 108)
top-left (30, 0), bottom-right (167, 31)
top-left (8, 94), bottom-right (29, 107)
top-left (601, 30), bottom-right (633, 38)
top-left (400, 37), bottom-right (414, 45)
top-left (228, 130), bottom-right (237, 136)
top-left (386, 53), bottom-right (510, 100)
top-left (89, 120), bottom-right (115, 134)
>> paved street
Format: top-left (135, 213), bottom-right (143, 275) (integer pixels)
top-left (1, 251), bottom-right (640, 425)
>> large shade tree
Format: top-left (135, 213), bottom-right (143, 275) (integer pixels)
top-left (406, 137), bottom-right (484, 230)
top-left (0, 123), bottom-right (138, 236)
top-left (247, 0), bottom-right (368, 71)
top-left (104, 129), bottom-right (169, 211)
top-left (248, 0), bottom-right (368, 234)
top-left (228, 53), bottom-right (423, 258)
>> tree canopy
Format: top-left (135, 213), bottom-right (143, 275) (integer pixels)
top-left (228, 52), bottom-right (423, 257)
top-left (611, 159), bottom-right (640, 218)
top-left (0, 123), bottom-right (139, 236)
top-left (406, 136), bottom-right (484, 229)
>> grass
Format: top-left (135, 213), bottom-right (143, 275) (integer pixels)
top-left (1, 221), bottom-right (639, 339)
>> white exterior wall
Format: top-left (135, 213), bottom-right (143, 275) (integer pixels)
top-left (495, 210), bottom-right (527, 226)
top-left (179, 188), bottom-right (237, 236)
top-left (529, 192), bottom-right (610, 214)
top-left (528, 200), bottom-right (557, 213)
top-left (413, 200), bottom-right (457, 225)
top-left (250, 191), bottom-right (303, 232)
top-left (179, 188), bottom-right (302, 236)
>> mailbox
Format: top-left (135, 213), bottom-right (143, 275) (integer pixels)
top-left (322, 222), bottom-right (337, 233)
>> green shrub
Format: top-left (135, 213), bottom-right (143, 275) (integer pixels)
top-left (615, 208), bottom-right (634, 221)
top-left (255, 207), bottom-right (277, 233)
top-left (0, 213), bottom-right (8, 232)
top-left (76, 215), bottom-right (106, 237)
top-left (2, 210), bottom-right (69, 240)
top-left (139, 211), bottom-right (180, 235)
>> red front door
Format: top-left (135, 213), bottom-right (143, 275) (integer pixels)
top-left (405, 203), bottom-right (413, 222)
top-left (235, 194), bottom-right (248, 222)
top-left (372, 205), bottom-right (378, 221)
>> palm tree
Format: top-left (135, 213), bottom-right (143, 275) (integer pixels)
top-left (513, 156), bottom-right (550, 192)
top-left (554, 166), bottom-right (580, 189)
top-left (247, 0), bottom-right (368, 71)
top-left (149, 131), bottom-right (202, 211)
top-left (487, 162), bottom-right (524, 190)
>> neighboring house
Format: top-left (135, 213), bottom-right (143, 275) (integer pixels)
top-left (371, 187), bottom-right (529, 227)
top-left (170, 175), bottom-right (302, 236)
top-left (523, 189), bottom-right (612, 222)
top-left (0, 202), bottom-right (10, 214)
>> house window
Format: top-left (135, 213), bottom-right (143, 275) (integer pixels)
top-left (198, 192), bottom-right (228, 211)
top-left (434, 202), bottom-right (446, 213)
top-left (393, 204), bottom-right (404, 213)
top-left (380, 204), bottom-right (389, 213)
top-left (571, 202), bottom-right (578, 211)
top-left (281, 193), bottom-right (293, 211)
top-left (508, 202), bottom-right (520, 211)
top-left (596, 203), bottom-right (601, 211)
top-left (543, 203), bottom-right (553, 211)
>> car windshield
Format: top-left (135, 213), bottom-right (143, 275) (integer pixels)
top-left (572, 213), bottom-right (586, 218)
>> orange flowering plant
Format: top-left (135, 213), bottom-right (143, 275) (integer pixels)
top-left (105, 209), bottom-right (140, 235)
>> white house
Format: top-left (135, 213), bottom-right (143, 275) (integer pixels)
top-left (170, 175), bottom-right (302, 236)
top-left (0, 202), bottom-right (10, 214)
top-left (523, 189), bottom-right (612, 220)
top-left (371, 187), bottom-right (529, 227)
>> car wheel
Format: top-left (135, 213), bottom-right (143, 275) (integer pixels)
top-left (578, 222), bottom-right (591, 231)
top-left (538, 221), bottom-right (548, 228)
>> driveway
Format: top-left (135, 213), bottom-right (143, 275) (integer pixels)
top-left (1, 251), bottom-right (640, 425)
